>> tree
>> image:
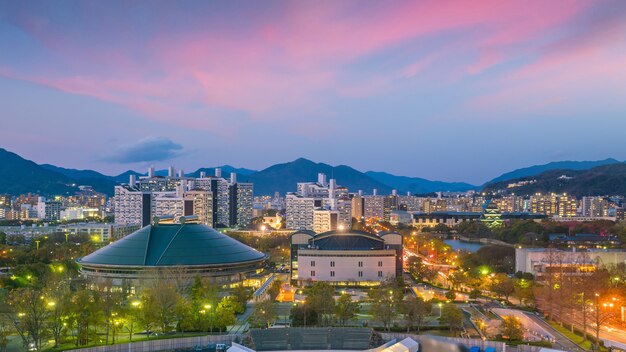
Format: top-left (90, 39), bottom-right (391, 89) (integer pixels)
top-left (214, 297), bottom-right (237, 332)
top-left (590, 292), bottom-right (613, 347)
top-left (250, 299), bottom-right (277, 328)
top-left (290, 304), bottom-right (319, 327)
top-left (369, 283), bottom-right (403, 331)
top-left (402, 296), bottom-right (432, 333)
top-left (306, 282), bottom-right (335, 325)
top-left (0, 322), bottom-right (10, 352)
top-left (141, 283), bottom-right (182, 333)
top-left (68, 288), bottom-right (100, 346)
top-left (334, 293), bottom-right (360, 326)
top-left (267, 279), bottom-right (283, 301)
top-left (445, 290), bottom-right (456, 301)
top-left (500, 316), bottom-right (523, 341)
top-left (490, 273), bottom-right (515, 302)
top-left (513, 278), bottom-right (534, 307)
top-left (7, 287), bottom-right (49, 351)
top-left (232, 285), bottom-right (252, 314)
top-left (44, 280), bottom-right (72, 348)
top-left (439, 303), bottom-right (463, 336)
top-left (469, 289), bottom-right (481, 300)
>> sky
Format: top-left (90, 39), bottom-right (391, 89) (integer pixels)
top-left (1, 0), bottom-right (626, 185)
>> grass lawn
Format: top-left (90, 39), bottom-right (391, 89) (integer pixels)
top-left (548, 321), bottom-right (606, 351)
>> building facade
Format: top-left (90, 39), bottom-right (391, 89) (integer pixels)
top-left (290, 229), bottom-right (403, 286)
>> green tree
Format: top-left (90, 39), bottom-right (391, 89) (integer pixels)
top-left (369, 283), bottom-right (402, 331)
top-left (490, 273), bottom-right (515, 301)
top-left (439, 303), bottom-right (463, 336)
top-left (306, 282), bottom-right (335, 325)
top-left (0, 322), bottom-right (10, 352)
top-left (267, 278), bottom-right (283, 301)
top-left (334, 293), bottom-right (360, 326)
top-left (250, 299), bottom-right (277, 328)
top-left (402, 296), bottom-right (432, 333)
top-left (232, 285), bottom-right (252, 314)
top-left (214, 297), bottom-right (237, 331)
top-left (469, 289), bottom-right (481, 300)
top-left (290, 304), bottom-right (319, 327)
top-left (445, 290), bottom-right (456, 301)
top-left (500, 316), bottom-right (523, 341)
top-left (7, 287), bottom-right (49, 351)
top-left (141, 283), bottom-right (182, 333)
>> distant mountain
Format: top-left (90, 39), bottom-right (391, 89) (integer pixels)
top-left (487, 158), bottom-right (620, 184)
top-left (41, 164), bottom-right (110, 180)
top-left (482, 163), bottom-right (626, 197)
top-left (239, 158), bottom-right (393, 196)
top-left (113, 170), bottom-right (144, 183)
top-left (365, 171), bottom-right (476, 194)
top-left (188, 165), bottom-right (257, 178)
top-left (0, 148), bottom-right (78, 196)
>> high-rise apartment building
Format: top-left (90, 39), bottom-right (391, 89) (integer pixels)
top-left (350, 191), bottom-right (365, 220)
top-left (113, 167), bottom-right (251, 228)
top-left (364, 189), bottom-right (384, 219)
top-left (582, 196), bottom-right (609, 217)
top-left (285, 173), bottom-right (351, 231)
top-left (530, 193), bottom-right (577, 217)
top-left (36, 197), bottom-right (61, 221)
top-left (229, 173), bottom-right (253, 228)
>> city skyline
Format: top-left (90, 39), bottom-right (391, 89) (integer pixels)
top-left (1, 1), bottom-right (626, 184)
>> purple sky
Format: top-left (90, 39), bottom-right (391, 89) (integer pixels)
top-left (1, 1), bottom-right (626, 184)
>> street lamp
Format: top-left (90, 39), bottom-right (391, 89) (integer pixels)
top-left (438, 302), bottom-right (443, 318)
top-left (129, 300), bottom-right (141, 342)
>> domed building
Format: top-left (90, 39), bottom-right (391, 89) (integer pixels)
top-left (290, 229), bottom-right (403, 286)
top-left (78, 216), bottom-right (267, 291)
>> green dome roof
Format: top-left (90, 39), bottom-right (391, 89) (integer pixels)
top-left (79, 223), bottom-right (266, 266)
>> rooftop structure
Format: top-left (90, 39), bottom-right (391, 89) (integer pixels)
top-left (78, 216), bottom-right (267, 291)
top-left (290, 229), bottom-right (402, 286)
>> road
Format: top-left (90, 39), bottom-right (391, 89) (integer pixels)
top-left (547, 303), bottom-right (626, 346)
top-left (523, 312), bottom-right (586, 352)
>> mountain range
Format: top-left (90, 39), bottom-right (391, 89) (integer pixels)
top-left (1, 147), bottom-right (625, 197)
top-left (482, 163), bottom-right (626, 197)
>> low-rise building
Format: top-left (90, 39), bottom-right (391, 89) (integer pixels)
top-left (515, 247), bottom-right (626, 279)
top-left (290, 229), bottom-right (402, 286)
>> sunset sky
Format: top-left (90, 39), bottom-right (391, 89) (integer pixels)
top-left (1, 0), bottom-right (625, 184)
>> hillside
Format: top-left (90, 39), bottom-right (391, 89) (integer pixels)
top-left (482, 163), bottom-right (626, 197)
top-left (365, 171), bottom-right (476, 194)
top-left (0, 148), bottom-right (78, 196)
top-left (487, 158), bottom-right (620, 184)
top-left (239, 158), bottom-right (393, 195)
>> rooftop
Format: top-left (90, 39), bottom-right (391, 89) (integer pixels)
top-left (79, 223), bottom-right (266, 267)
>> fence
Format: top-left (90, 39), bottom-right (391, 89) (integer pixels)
top-left (66, 334), bottom-right (240, 352)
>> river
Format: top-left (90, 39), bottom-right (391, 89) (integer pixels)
top-left (444, 239), bottom-right (485, 253)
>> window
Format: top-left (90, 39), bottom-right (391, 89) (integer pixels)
top-left (358, 261), bottom-right (363, 267)
top-left (378, 261), bottom-right (383, 267)
top-left (330, 271), bottom-right (335, 277)
top-left (378, 271), bottom-right (383, 277)
top-left (330, 261), bottom-right (335, 267)
top-left (311, 260), bottom-right (315, 267)
top-left (358, 271), bottom-right (363, 277)
top-left (311, 270), bottom-right (315, 277)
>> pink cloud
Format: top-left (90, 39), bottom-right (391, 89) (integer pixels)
top-left (1, 0), bottom-right (621, 130)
